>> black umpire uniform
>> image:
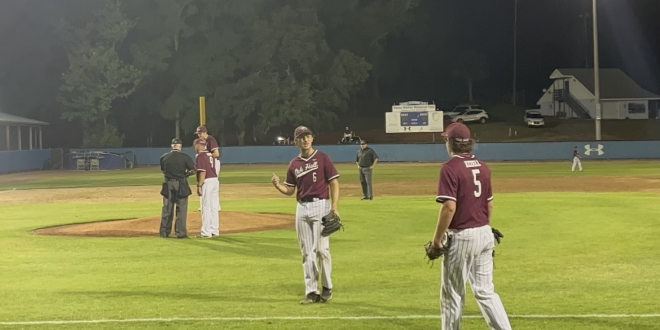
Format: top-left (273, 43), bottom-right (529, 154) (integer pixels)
top-left (159, 138), bottom-right (195, 238)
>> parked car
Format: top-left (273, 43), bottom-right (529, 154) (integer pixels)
top-left (444, 103), bottom-right (485, 117)
top-left (524, 110), bottom-right (545, 127)
top-left (451, 109), bottom-right (489, 124)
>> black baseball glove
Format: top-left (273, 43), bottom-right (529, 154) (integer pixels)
top-left (321, 210), bottom-right (343, 237)
top-left (424, 233), bottom-right (450, 262)
top-left (492, 228), bottom-right (503, 244)
top-left (492, 228), bottom-right (504, 257)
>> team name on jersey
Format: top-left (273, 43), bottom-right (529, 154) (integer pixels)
top-left (294, 160), bottom-right (319, 178)
top-left (463, 160), bottom-right (481, 168)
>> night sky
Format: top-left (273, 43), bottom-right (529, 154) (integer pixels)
top-left (0, 0), bottom-right (658, 146)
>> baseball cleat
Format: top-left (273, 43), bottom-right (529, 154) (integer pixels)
top-left (299, 292), bottom-right (321, 305)
top-left (196, 235), bottom-right (212, 238)
top-left (320, 287), bottom-right (332, 302)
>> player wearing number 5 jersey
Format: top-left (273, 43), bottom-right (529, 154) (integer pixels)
top-left (271, 125), bottom-right (340, 305)
top-left (431, 122), bottom-right (512, 330)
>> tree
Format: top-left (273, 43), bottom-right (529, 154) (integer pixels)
top-left (57, 0), bottom-right (144, 147)
top-left (451, 50), bottom-right (489, 103)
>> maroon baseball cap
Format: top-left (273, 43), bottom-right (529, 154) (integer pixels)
top-left (195, 126), bottom-right (208, 134)
top-left (441, 122), bottom-right (471, 141)
top-left (193, 138), bottom-right (207, 146)
top-left (294, 125), bottom-right (313, 139)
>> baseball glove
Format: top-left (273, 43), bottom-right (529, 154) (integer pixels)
top-left (492, 228), bottom-right (503, 244)
top-left (321, 210), bottom-right (343, 237)
top-left (492, 228), bottom-right (503, 258)
top-left (424, 233), bottom-right (450, 262)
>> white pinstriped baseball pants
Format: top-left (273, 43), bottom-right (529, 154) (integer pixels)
top-left (200, 178), bottom-right (219, 236)
top-left (295, 199), bottom-right (332, 295)
top-left (441, 225), bottom-right (511, 330)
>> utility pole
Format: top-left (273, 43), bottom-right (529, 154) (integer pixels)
top-left (592, 0), bottom-right (601, 140)
top-left (579, 12), bottom-right (591, 68)
top-left (512, 0), bottom-right (519, 105)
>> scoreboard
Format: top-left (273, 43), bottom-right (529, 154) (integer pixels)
top-left (400, 111), bottom-right (428, 126)
top-left (385, 101), bottom-right (444, 133)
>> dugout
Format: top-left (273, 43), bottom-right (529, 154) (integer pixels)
top-left (64, 151), bottom-right (136, 171)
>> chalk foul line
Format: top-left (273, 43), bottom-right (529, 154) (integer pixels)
top-left (1, 314), bottom-right (659, 326)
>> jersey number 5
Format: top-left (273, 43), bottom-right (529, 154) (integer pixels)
top-left (471, 169), bottom-right (482, 197)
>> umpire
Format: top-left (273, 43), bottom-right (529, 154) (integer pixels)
top-left (159, 138), bottom-right (195, 238)
top-left (356, 140), bottom-right (378, 200)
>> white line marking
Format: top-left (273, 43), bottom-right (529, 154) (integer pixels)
top-left (1, 314), bottom-right (658, 326)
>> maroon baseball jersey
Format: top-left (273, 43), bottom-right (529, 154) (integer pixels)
top-left (573, 149), bottom-right (578, 157)
top-left (205, 135), bottom-right (219, 155)
top-left (436, 154), bottom-right (492, 229)
top-left (284, 150), bottom-right (339, 200)
top-left (195, 152), bottom-right (217, 179)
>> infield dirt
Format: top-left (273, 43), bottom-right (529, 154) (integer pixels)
top-left (10, 175), bottom-right (658, 238)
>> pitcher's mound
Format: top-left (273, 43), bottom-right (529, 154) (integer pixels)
top-left (33, 211), bottom-right (294, 237)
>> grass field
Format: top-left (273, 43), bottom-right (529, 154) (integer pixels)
top-left (1, 161), bottom-right (659, 329)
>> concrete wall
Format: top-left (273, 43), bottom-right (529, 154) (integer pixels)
top-left (0, 149), bottom-right (51, 174)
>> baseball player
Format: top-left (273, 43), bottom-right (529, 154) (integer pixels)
top-left (572, 145), bottom-right (583, 171)
top-left (195, 126), bottom-right (222, 211)
top-left (193, 138), bottom-right (220, 238)
top-left (271, 125), bottom-right (340, 305)
top-left (431, 122), bottom-right (512, 330)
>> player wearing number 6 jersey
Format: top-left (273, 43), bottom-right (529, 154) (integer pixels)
top-left (431, 122), bottom-right (512, 330)
top-left (271, 125), bottom-right (340, 305)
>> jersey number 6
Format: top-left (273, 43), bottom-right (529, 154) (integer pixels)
top-left (471, 169), bottom-right (482, 197)
top-left (312, 172), bottom-right (317, 182)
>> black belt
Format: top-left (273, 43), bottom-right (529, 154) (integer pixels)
top-left (166, 177), bottom-right (183, 181)
top-left (298, 196), bottom-right (324, 203)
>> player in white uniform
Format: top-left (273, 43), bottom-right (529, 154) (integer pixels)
top-left (196, 126), bottom-right (222, 211)
top-left (193, 138), bottom-right (219, 238)
top-left (431, 123), bottom-right (512, 330)
top-left (271, 126), bottom-right (340, 305)
top-left (572, 146), bottom-right (583, 171)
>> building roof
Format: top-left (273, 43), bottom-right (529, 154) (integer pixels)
top-left (0, 112), bottom-right (49, 125)
top-left (551, 68), bottom-right (660, 100)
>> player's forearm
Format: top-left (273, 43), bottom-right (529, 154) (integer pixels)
top-left (487, 200), bottom-right (494, 221)
top-left (212, 150), bottom-right (220, 159)
top-left (433, 202), bottom-right (456, 244)
top-left (372, 159), bottom-right (378, 168)
top-left (197, 172), bottom-right (206, 185)
top-left (274, 183), bottom-right (294, 196)
top-left (329, 179), bottom-right (339, 210)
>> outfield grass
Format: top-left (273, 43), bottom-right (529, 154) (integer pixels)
top-left (0, 162), bottom-right (659, 329)
top-left (1, 160), bottom-right (659, 190)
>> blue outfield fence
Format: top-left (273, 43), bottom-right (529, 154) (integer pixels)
top-left (1, 141), bottom-right (658, 175)
top-left (0, 149), bottom-right (51, 174)
top-left (70, 140), bottom-right (660, 165)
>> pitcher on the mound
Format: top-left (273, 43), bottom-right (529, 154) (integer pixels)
top-left (271, 125), bottom-right (340, 305)
top-left (193, 138), bottom-right (219, 238)
top-left (430, 122), bottom-right (512, 330)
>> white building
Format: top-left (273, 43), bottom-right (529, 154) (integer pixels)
top-left (536, 68), bottom-right (660, 119)
top-left (0, 112), bottom-right (49, 151)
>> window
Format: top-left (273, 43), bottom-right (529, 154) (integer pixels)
top-left (628, 103), bottom-right (645, 114)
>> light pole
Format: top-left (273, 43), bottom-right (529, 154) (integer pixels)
top-left (512, 0), bottom-right (518, 105)
top-left (592, 0), bottom-right (601, 140)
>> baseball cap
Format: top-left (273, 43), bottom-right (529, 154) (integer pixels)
top-left (195, 126), bottom-right (208, 134)
top-left (360, 140), bottom-right (367, 145)
top-left (171, 138), bottom-right (182, 145)
top-left (441, 122), bottom-right (471, 141)
top-left (193, 138), bottom-right (207, 146)
top-left (294, 126), bottom-right (313, 139)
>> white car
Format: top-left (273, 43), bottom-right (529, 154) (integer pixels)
top-left (444, 103), bottom-right (484, 117)
top-left (524, 110), bottom-right (545, 127)
top-left (451, 109), bottom-right (489, 124)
